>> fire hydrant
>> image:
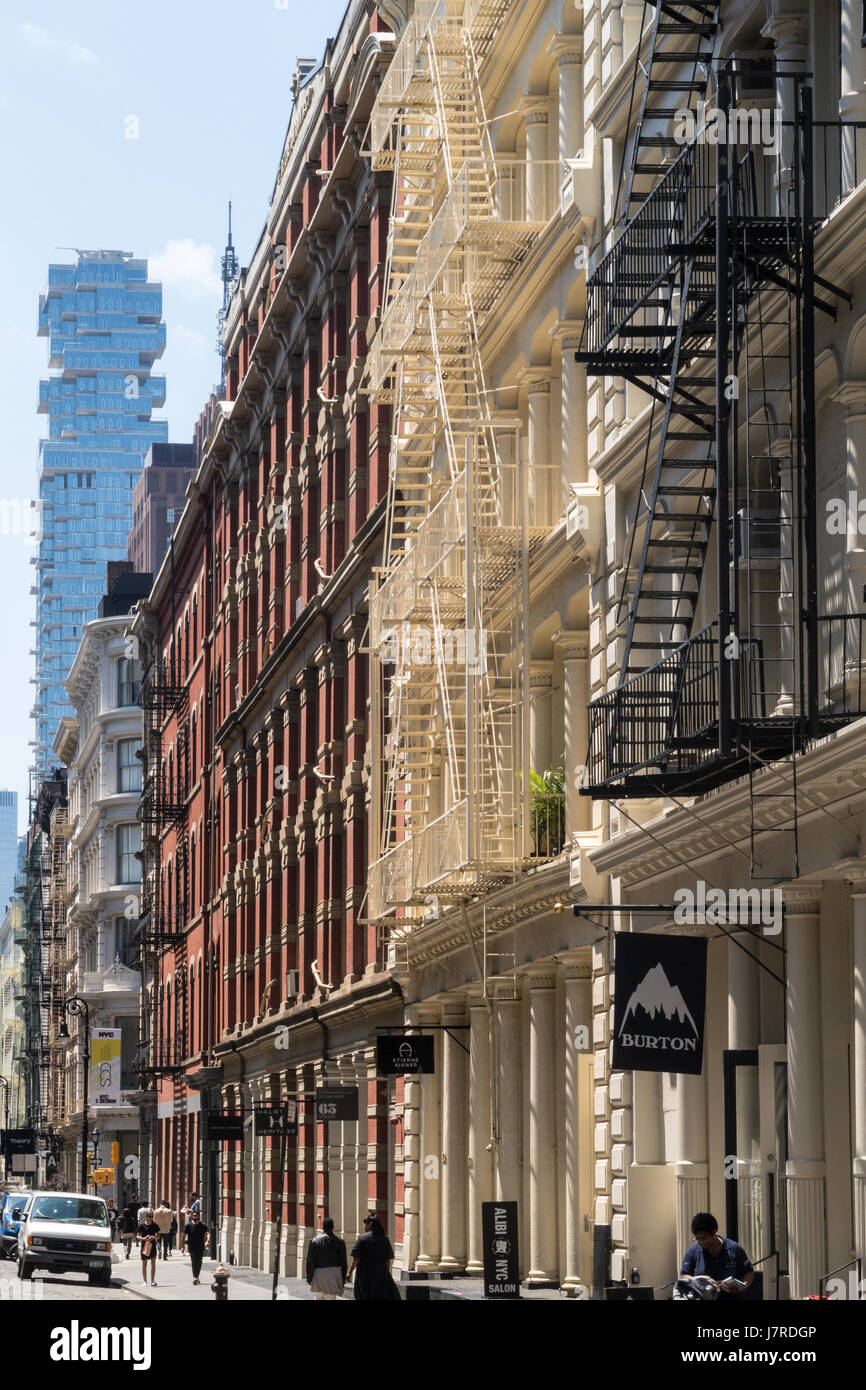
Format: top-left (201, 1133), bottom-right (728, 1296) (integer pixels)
top-left (212, 1263), bottom-right (230, 1301)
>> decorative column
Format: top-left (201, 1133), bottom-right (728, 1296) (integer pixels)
top-left (415, 1005), bottom-right (442, 1271)
top-left (562, 953), bottom-right (592, 1290)
top-left (552, 630), bottom-right (591, 838)
top-left (840, 0), bottom-right (866, 191)
top-left (525, 107), bottom-right (550, 222)
top-left (848, 870), bottom-right (866, 1264)
top-left (832, 383), bottom-right (866, 649)
top-left (527, 376), bottom-right (551, 528)
top-left (555, 44), bottom-right (584, 163)
top-left (761, 12), bottom-right (809, 207)
top-left (528, 965), bottom-right (558, 1285)
top-left (728, 925), bottom-right (762, 1261)
top-left (529, 660), bottom-right (554, 776)
top-left (775, 451), bottom-right (795, 715)
top-left (493, 978), bottom-right (522, 1206)
top-left (466, 990), bottom-right (494, 1275)
top-left (784, 886), bottom-right (826, 1299)
top-left (439, 996), bottom-right (468, 1271)
top-left (560, 329), bottom-right (588, 494)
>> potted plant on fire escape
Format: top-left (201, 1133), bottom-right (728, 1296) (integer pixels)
top-left (529, 767), bottom-right (566, 858)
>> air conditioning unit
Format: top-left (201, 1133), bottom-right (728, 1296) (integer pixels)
top-left (285, 969), bottom-right (299, 999)
top-left (733, 509), bottom-right (780, 563)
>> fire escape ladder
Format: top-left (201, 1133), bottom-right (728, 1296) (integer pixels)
top-left (619, 256), bottom-right (717, 684)
top-left (619, 0), bottom-right (720, 227)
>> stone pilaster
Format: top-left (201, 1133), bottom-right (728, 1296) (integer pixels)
top-left (784, 886), bottom-right (826, 1299)
top-left (415, 1005), bottom-right (442, 1271)
top-left (847, 870), bottom-right (866, 1266)
top-left (466, 990), bottom-right (494, 1275)
top-left (439, 996), bottom-right (468, 1271)
top-left (527, 965), bottom-right (558, 1285)
top-left (562, 953), bottom-right (592, 1290)
top-left (493, 978), bottom-right (522, 1207)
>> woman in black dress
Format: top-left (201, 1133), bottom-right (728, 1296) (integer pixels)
top-left (347, 1214), bottom-right (401, 1300)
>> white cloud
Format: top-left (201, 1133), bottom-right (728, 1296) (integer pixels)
top-left (15, 22), bottom-right (97, 67)
top-left (173, 325), bottom-right (210, 349)
top-left (149, 240), bottom-right (221, 299)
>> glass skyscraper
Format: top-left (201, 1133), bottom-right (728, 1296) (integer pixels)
top-left (33, 251), bottom-right (167, 773)
top-left (0, 790), bottom-right (17, 916)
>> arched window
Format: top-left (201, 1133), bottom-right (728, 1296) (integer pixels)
top-left (190, 831), bottom-right (196, 914)
top-left (191, 708), bottom-right (198, 784)
top-left (189, 963), bottom-right (196, 1053)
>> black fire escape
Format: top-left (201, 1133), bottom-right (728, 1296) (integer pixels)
top-left (137, 657), bottom-right (188, 1078)
top-left (578, 14), bottom-right (860, 803)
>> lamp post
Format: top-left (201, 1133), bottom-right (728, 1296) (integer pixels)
top-left (59, 995), bottom-right (91, 1192)
top-left (0, 1075), bottom-right (9, 1175)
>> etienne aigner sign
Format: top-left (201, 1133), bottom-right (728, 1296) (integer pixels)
top-left (612, 931), bottom-right (707, 1076)
top-left (376, 1035), bottom-right (435, 1076)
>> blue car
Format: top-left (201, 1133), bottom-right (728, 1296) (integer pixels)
top-left (1, 1191), bottom-right (33, 1259)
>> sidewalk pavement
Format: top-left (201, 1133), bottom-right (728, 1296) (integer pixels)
top-left (113, 1250), bottom-right (330, 1301)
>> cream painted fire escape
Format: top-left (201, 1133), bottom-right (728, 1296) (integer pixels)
top-left (367, 0), bottom-right (557, 927)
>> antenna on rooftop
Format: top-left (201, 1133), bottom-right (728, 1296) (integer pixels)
top-left (217, 201), bottom-right (239, 393)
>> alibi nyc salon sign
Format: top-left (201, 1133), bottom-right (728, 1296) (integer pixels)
top-left (612, 933), bottom-right (707, 1076)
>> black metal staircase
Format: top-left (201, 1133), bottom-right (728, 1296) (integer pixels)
top-left (579, 58), bottom-right (860, 799)
top-left (617, 1), bottom-right (721, 228)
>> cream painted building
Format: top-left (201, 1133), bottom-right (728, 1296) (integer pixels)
top-left (367, 0), bottom-right (866, 1299)
top-left (51, 609), bottom-right (144, 1200)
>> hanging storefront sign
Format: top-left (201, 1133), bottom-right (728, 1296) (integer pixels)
top-left (1, 1128), bottom-right (36, 1157)
top-left (482, 1201), bottom-right (520, 1299)
top-left (90, 1028), bottom-right (122, 1105)
top-left (254, 1103), bottom-right (298, 1137)
top-left (205, 1111), bottom-right (245, 1141)
top-left (314, 1087), bottom-right (359, 1122)
top-left (376, 1034), bottom-right (435, 1076)
top-left (612, 931), bottom-right (707, 1075)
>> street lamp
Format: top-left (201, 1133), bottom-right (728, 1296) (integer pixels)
top-left (0, 1076), bottom-right (9, 1176)
top-left (59, 995), bottom-right (90, 1191)
top-left (0, 1074), bottom-right (10, 1132)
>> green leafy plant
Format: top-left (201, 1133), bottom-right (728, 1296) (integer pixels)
top-left (529, 766), bottom-right (566, 857)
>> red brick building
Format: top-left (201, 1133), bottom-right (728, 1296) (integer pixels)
top-left (127, 442), bottom-right (195, 578)
top-left (133, 0), bottom-right (405, 1273)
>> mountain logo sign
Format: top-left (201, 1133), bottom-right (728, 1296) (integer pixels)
top-left (612, 932), bottom-right (707, 1075)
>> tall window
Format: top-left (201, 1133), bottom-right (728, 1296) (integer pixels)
top-left (116, 823), bottom-right (141, 884)
top-left (112, 916), bottom-right (137, 968)
top-left (118, 657), bottom-right (142, 706)
top-left (117, 738), bottom-right (142, 792)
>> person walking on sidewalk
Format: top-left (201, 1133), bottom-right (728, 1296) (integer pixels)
top-left (183, 1210), bottom-right (210, 1284)
top-left (305, 1217), bottom-right (347, 1300)
top-left (154, 1198), bottom-right (173, 1260)
top-left (137, 1208), bottom-right (160, 1288)
top-left (106, 1198), bottom-right (118, 1245)
top-left (169, 1211), bottom-right (178, 1253)
top-left (118, 1206), bottom-right (137, 1260)
top-left (346, 1214), bottom-right (401, 1301)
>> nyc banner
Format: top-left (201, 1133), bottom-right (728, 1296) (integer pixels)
top-left (90, 1028), bottom-right (122, 1105)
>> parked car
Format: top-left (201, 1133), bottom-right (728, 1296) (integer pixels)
top-left (15, 1191), bottom-right (113, 1285)
top-left (0, 1191), bottom-right (33, 1260)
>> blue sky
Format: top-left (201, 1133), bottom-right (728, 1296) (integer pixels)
top-left (0, 0), bottom-right (351, 829)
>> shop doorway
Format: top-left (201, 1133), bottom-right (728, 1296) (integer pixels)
top-left (723, 1045), bottom-right (789, 1298)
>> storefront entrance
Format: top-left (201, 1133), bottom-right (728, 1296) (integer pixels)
top-left (723, 1045), bottom-right (789, 1299)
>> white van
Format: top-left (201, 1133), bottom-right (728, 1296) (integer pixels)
top-left (15, 1191), bottom-right (113, 1286)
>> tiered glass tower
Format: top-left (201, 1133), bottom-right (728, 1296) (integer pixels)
top-left (33, 251), bottom-right (167, 774)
